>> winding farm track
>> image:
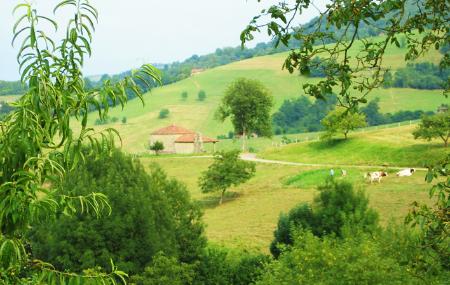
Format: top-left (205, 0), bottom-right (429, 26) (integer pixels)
top-left (171, 153), bottom-right (427, 171)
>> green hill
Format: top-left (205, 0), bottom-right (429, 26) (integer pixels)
top-left (258, 125), bottom-right (448, 167)
top-left (81, 36), bottom-right (446, 153)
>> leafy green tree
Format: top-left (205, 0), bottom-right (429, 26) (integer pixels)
top-left (181, 91), bottom-right (188, 100)
top-left (199, 151), bottom-right (256, 205)
top-left (159, 108), bottom-right (170, 119)
top-left (0, 1), bottom-right (160, 283)
top-left (150, 141), bottom-right (165, 155)
top-left (197, 90), bottom-right (206, 101)
top-left (30, 151), bottom-right (205, 275)
top-left (270, 180), bottom-right (378, 257)
top-left (216, 78), bottom-right (273, 151)
top-left (321, 108), bottom-right (367, 140)
top-left (413, 112), bottom-right (450, 147)
top-left (122, 116), bottom-right (127, 124)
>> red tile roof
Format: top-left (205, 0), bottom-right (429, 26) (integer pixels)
top-left (151, 125), bottom-right (195, 135)
top-left (175, 133), bottom-right (219, 143)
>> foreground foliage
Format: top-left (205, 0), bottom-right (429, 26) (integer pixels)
top-left (259, 228), bottom-right (448, 285)
top-left (30, 150), bottom-right (205, 276)
top-left (0, 1), bottom-right (160, 283)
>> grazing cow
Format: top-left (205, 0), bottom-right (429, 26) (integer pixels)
top-left (365, 171), bottom-right (388, 183)
top-left (396, 168), bottom-right (415, 177)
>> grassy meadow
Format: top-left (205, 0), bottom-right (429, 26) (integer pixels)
top-left (141, 155), bottom-right (434, 252)
top-left (259, 125), bottom-right (449, 167)
top-left (74, 37), bottom-right (447, 153)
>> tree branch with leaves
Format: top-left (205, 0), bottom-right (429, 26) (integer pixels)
top-left (0, 1), bottom-right (160, 283)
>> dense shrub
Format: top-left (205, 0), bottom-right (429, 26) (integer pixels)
top-left (259, 229), bottom-right (447, 285)
top-left (131, 253), bottom-right (196, 285)
top-left (197, 90), bottom-right (206, 101)
top-left (30, 150), bottom-right (205, 275)
top-left (270, 180), bottom-right (378, 257)
top-left (159, 108), bottom-right (170, 119)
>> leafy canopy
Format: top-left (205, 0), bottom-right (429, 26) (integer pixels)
top-left (321, 107), bottom-right (367, 140)
top-left (217, 78), bottom-right (273, 151)
top-left (413, 112), bottom-right (450, 147)
top-left (199, 150), bottom-right (256, 204)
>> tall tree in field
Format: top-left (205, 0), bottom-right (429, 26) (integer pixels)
top-left (199, 150), bottom-right (256, 205)
top-left (242, 0), bottom-right (449, 274)
top-left (217, 78), bottom-right (273, 152)
top-left (321, 108), bottom-right (367, 140)
top-left (413, 112), bottom-right (450, 147)
top-left (0, 1), bottom-right (160, 283)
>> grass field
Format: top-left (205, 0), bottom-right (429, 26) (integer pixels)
top-left (140, 155), bottom-right (434, 252)
top-left (75, 37), bottom-right (447, 153)
top-left (259, 125), bottom-right (449, 167)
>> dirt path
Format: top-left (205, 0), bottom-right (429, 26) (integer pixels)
top-left (170, 153), bottom-right (426, 171)
top-left (239, 153), bottom-right (427, 171)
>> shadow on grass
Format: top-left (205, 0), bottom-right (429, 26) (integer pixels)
top-left (310, 138), bottom-right (352, 150)
top-left (197, 191), bottom-right (241, 209)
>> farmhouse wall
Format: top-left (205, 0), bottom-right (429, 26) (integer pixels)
top-left (174, 143), bottom-right (195, 154)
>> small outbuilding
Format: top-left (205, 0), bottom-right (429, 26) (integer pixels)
top-left (150, 125), bottom-right (218, 154)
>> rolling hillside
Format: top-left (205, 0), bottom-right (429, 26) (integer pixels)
top-left (77, 37), bottom-right (447, 153)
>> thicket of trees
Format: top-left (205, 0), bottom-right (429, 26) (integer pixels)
top-left (273, 96), bottom-right (433, 135)
top-left (384, 62), bottom-right (450, 90)
top-left (272, 94), bottom-right (337, 134)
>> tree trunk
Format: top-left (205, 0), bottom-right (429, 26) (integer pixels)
top-left (242, 127), bottom-right (247, 153)
top-left (219, 190), bottom-right (225, 205)
top-left (344, 131), bottom-right (348, 139)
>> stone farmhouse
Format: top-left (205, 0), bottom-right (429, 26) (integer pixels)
top-left (149, 125), bottom-right (218, 154)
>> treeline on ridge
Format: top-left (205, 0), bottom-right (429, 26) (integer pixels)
top-left (273, 95), bottom-right (433, 134)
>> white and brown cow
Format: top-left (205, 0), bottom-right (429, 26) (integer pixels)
top-left (365, 171), bottom-right (388, 183)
